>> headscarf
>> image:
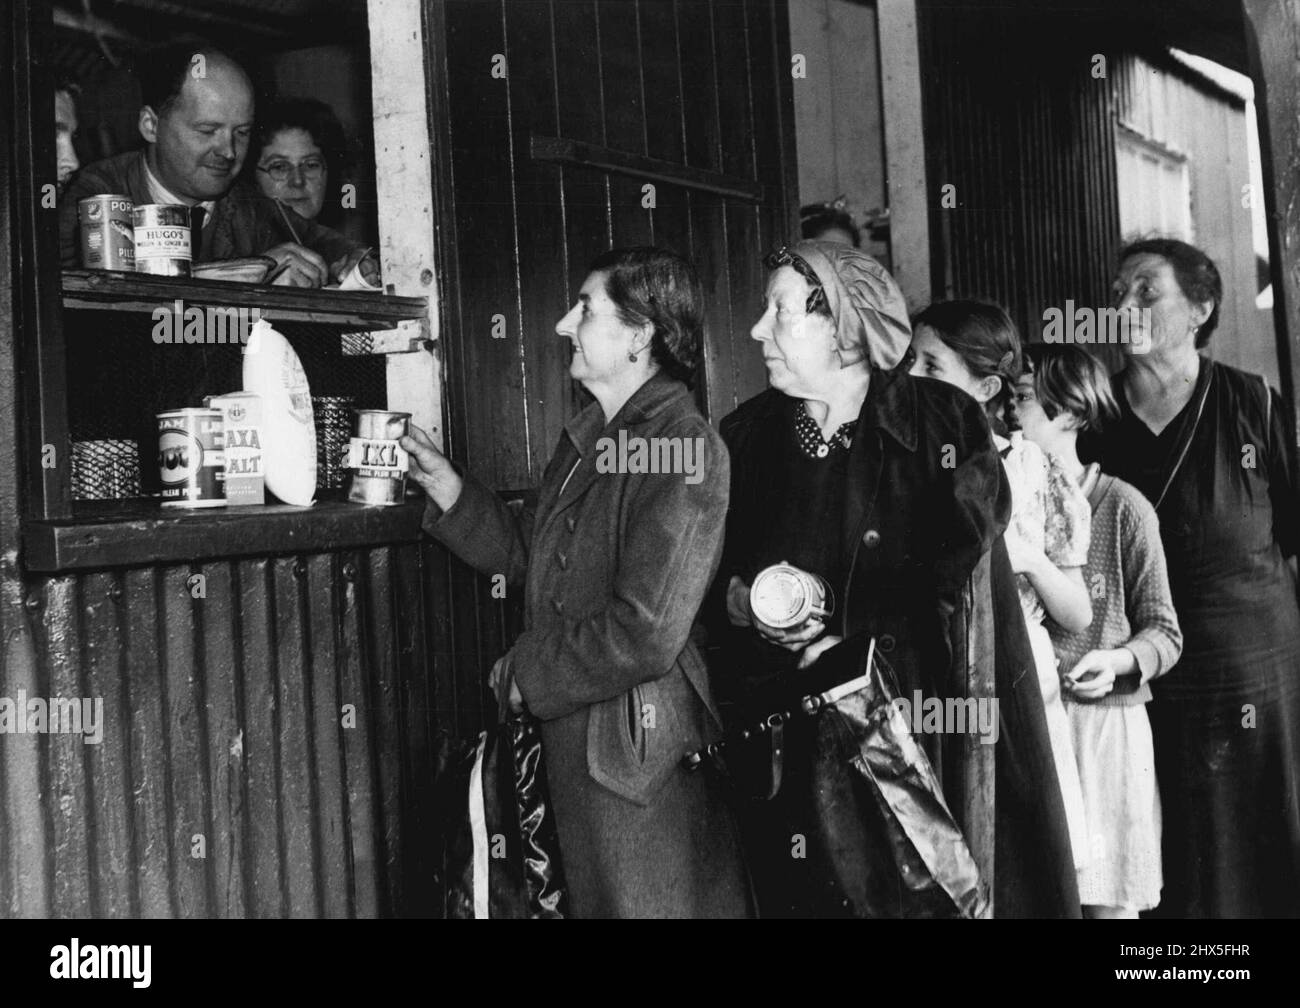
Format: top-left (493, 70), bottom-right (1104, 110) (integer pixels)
top-left (788, 240), bottom-right (912, 370)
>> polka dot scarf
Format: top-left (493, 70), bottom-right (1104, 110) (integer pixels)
top-left (795, 401), bottom-right (855, 459)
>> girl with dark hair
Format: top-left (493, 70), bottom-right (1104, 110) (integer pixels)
top-left (1086, 237), bottom-right (1300, 918)
top-left (401, 247), bottom-right (751, 918)
top-left (911, 300), bottom-right (1094, 877)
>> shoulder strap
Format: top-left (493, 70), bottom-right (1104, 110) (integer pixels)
top-left (1153, 366), bottom-right (1214, 511)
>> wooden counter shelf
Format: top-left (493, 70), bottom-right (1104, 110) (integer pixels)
top-left (62, 268), bottom-right (429, 331)
top-left (23, 495), bottom-right (429, 572)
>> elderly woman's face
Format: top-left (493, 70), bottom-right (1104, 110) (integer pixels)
top-left (751, 266), bottom-right (839, 397)
top-left (557, 271), bottom-right (642, 390)
top-left (256, 127), bottom-right (328, 221)
top-left (1111, 253), bottom-right (1210, 357)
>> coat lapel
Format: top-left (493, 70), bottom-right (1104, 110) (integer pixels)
top-left (840, 367), bottom-right (919, 562)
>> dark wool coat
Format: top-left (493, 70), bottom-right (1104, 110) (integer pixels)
top-left (711, 365), bottom-right (1080, 917)
top-left (426, 373), bottom-right (752, 918)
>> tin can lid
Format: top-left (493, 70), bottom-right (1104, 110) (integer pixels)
top-left (749, 563), bottom-right (815, 629)
top-left (79, 194), bottom-right (132, 203)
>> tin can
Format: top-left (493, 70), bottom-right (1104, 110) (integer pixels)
top-left (204, 393), bottom-right (264, 506)
top-left (132, 204), bottom-right (191, 276)
top-left (158, 409), bottom-right (225, 508)
top-left (749, 562), bottom-right (834, 631)
top-left (345, 410), bottom-right (410, 505)
top-left (78, 195), bottom-right (135, 270)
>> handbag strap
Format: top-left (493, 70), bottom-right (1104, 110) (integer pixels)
top-left (1152, 365), bottom-right (1214, 511)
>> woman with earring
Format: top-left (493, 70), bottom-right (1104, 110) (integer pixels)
top-left (401, 247), bottom-right (752, 918)
top-left (1086, 238), bottom-right (1300, 918)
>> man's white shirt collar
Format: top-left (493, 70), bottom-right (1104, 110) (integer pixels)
top-left (142, 155), bottom-right (215, 225)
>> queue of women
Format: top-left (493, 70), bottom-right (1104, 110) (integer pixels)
top-left (399, 232), bottom-right (1300, 919)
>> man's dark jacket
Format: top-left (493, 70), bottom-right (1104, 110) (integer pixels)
top-left (708, 364), bottom-right (1080, 917)
top-left (59, 150), bottom-right (360, 268)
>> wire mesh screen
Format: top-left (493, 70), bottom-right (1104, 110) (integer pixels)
top-left (64, 310), bottom-right (386, 500)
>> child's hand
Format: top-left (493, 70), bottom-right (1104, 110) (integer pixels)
top-left (1063, 648), bottom-right (1132, 700)
top-left (1003, 529), bottom-right (1043, 576)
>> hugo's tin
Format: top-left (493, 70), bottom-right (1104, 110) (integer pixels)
top-left (749, 562), bottom-right (834, 632)
top-left (158, 409), bottom-right (226, 508)
top-left (132, 204), bottom-right (192, 276)
top-left (204, 392), bottom-right (264, 506)
top-left (78, 195), bottom-right (135, 270)
top-left (345, 410), bottom-right (410, 505)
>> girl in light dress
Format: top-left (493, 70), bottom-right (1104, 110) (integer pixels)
top-left (1017, 344), bottom-right (1182, 917)
top-left (909, 301), bottom-right (1094, 874)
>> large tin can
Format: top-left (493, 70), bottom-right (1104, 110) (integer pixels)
top-left (132, 204), bottom-right (192, 276)
top-left (158, 408), bottom-right (226, 508)
top-left (345, 410), bottom-right (410, 505)
top-left (78, 195), bottom-right (135, 270)
top-left (749, 562), bottom-right (834, 631)
top-left (204, 392), bottom-right (264, 506)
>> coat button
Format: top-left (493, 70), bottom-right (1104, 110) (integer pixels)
top-left (862, 529), bottom-right (881, 548)
top-left (553, 598), bottom-right (565, 614)
top-left (557, 552), bottom-right (569, 570)
top-left (878, 634), bottom-right (896, 653)
top-left (565, 515), bottom-right (577, 533)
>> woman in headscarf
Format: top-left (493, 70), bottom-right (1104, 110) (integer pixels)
top-left (708, 241), bottom-right (1080, 917)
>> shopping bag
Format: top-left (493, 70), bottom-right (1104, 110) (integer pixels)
top-left (440, 713), bottom-right (568, 919)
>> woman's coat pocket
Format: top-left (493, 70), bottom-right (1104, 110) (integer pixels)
top-left (586, 677), bottom-right (684, 807)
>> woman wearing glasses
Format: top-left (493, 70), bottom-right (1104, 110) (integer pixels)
top-left (251, 98), bottom-right (344, 225)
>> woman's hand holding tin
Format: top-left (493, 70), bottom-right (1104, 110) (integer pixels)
top-left (401, 424), bottom-right (464, 513)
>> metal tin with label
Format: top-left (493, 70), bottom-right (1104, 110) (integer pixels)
top-left (204, 393), bottom-right (264, 506)
top-left (345, 410), bottom-right (410, 505)
top-left (78, 195), bottom-right (135, 270)
top-left (749, 562), bottom-right (834, 631)
top-left (157, 408), bottom-right (226, 508)
top-left (132, 203), bottom-right (192, 276)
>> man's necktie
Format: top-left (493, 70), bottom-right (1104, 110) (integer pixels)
top-left (190, 206), bottom-right (206, 261)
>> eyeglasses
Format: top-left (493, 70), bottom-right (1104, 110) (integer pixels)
top-left (257, 158), bottom-right (326, 183)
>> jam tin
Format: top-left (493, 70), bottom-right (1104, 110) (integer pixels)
top-left (345, 410), bottom-right (411, 505)
top-left (157, 408), bottom-right (226, 508)
top-left (749, 562), bottom-right (834, 631)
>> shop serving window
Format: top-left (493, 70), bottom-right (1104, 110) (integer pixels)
top-left (14, 0), bottom-right (440, 571)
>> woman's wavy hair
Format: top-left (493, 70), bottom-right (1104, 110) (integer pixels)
top-left (589, 246), bottom-right (704, 385)
top-left (1118, 237), bottom-right (1222, 349)
top-left (912, 299), bottom-right (1023, 431)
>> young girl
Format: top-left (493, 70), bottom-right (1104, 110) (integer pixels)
top-left (1017, 344), bottom-right (1182, 918)
top-left (910, 301), bottom-right (1094, 872)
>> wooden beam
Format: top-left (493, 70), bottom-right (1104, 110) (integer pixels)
top-left (368, 0), bottom-right (442, 443)
top-left (1242, 0), bottom-right (1300, 430)
top-left (530, 134), bottom-right (766, 203)
top-left (878, 0), bottom-right (931, 312)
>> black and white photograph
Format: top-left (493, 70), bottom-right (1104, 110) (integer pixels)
top-left (0, 0), bottom-right (1297, 975)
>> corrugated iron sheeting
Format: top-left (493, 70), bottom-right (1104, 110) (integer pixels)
top-left (0, 544), bottom-right (456, 918)
top-left (918, 2), bottom-right (1123, 349)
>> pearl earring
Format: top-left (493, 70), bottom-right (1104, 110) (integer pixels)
top-left (628, 351), bottom-right (638, 363)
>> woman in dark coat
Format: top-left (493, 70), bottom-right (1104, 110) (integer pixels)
top-left (709, 241), bottom-right (1080, 917)
top-left (1085, 238), bottom-right (1300, 918)
top-left (404, 247), bottom-right (752, 918)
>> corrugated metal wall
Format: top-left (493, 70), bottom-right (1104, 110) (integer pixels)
top-left (918, 1), bottom-right (1122, 349)
top-left (0, 544), bottom-right (503, 918)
